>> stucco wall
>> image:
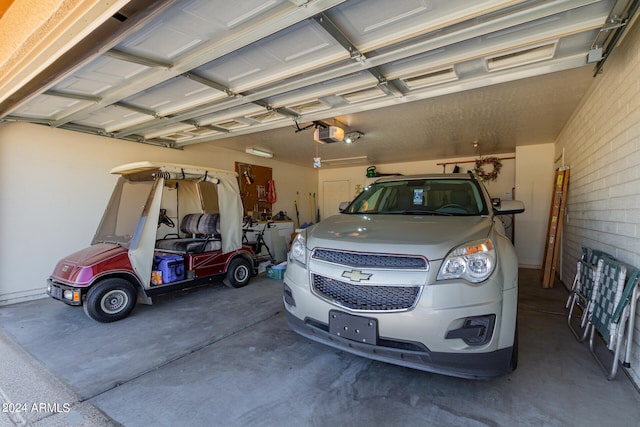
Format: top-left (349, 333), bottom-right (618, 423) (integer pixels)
top-left (555, 20), bottom-right (640, 385)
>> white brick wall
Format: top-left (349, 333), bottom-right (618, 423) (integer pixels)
top-left (556, 20), bottom-right (640, 385)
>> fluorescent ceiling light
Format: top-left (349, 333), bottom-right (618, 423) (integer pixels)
top-left (245, 147), bottom-right (273, 158)
top-left (321, 156), bottom-right (369, 164)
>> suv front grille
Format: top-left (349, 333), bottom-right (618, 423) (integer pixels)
top-left (312, 274), bottom-right (420, 311)
top-left (312, 249), bottom-right (427, 269)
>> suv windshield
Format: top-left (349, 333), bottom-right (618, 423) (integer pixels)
top-left (343, 179), bottom-right (488, 216)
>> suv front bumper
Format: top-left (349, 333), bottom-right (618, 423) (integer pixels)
top-left (286, 310), bottom-right (513, 378)
top-left (283, 260), bottom-right (517, 379)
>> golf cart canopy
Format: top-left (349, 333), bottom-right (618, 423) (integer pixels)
top-left (96, 161), bottom-right (243, 254)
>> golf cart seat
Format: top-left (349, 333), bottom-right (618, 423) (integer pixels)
top-left (156, 213), bottom-right (221, 253)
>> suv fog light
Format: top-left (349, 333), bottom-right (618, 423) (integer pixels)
top-left (283, 283), bottom-right (296, 307)
top-left (445, 314), bottom-right (496, 346)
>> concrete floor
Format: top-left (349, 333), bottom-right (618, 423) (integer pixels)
top-left (1, 269), bottom-right (640, 427)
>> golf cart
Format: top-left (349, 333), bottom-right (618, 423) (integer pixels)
top-left (47, 162), bottom-right (257, 322)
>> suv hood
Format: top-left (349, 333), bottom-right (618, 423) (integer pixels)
top-left (307, 214), bottom-right (493, 260)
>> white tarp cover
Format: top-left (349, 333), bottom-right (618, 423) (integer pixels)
top-left (128, 178), bottom-right (164, 286)
top-left (112, 162), bottom-right (243, 286)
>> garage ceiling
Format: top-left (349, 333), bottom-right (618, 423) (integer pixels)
top-left (0, 0), bottom-right (636, 167)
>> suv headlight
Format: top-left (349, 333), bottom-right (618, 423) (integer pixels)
top-left (290, 232), bottom-right (307, 266)
top-left (437, 239), bottom-right (496, 283)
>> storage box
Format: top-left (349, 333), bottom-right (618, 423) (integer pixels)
top-left (153, 255), bottom-right (185, 284)
top-left (266, 265), bottom-right (286, 280)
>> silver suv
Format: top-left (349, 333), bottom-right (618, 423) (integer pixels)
top-left (283, 173), bottom-right (524, 379)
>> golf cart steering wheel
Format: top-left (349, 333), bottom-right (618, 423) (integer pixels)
top-left (158, 209), bottom-right (175, 228)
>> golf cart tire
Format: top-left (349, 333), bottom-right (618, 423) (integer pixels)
top-left (83, 278), bottom-right (137, 323)
top-left (224, 258), bottom-right (252, 289)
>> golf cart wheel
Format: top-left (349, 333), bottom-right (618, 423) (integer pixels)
top-left (224, 258), bottom-right (252, 289)
top-left (83, 278), bottom-right (137, 323)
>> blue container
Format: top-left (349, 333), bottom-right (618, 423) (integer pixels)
top-left (266, 266), bottom-right (286, 280)
top-left (154, 255), bottom-right (185, 283)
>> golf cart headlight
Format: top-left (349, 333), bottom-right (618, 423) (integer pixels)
top-left (290, 232), bottom-right (307, 266)
top-left (63, 289), bottom-right (81, 302)
top-left (437, 239), bottom-right (496, 283)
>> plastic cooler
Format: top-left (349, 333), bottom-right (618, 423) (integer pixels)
top-left (152, 255), bottom-right (185, 284)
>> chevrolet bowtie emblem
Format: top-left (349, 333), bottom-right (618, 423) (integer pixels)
top-left (341, 269), bottom-right (372, 282)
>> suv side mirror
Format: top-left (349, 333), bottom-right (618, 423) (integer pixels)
top-left (493, 200), bottom-right (525, 215)
top-left (338, 202), bottom-right (351, 212)
top-left (338, 201), bottom-right (351, 212)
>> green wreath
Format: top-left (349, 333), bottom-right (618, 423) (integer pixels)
top-left (474, 157), bottom-right (502, 182)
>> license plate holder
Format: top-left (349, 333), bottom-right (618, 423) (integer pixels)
top-left (329, 310), bottom-right (377, 345)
